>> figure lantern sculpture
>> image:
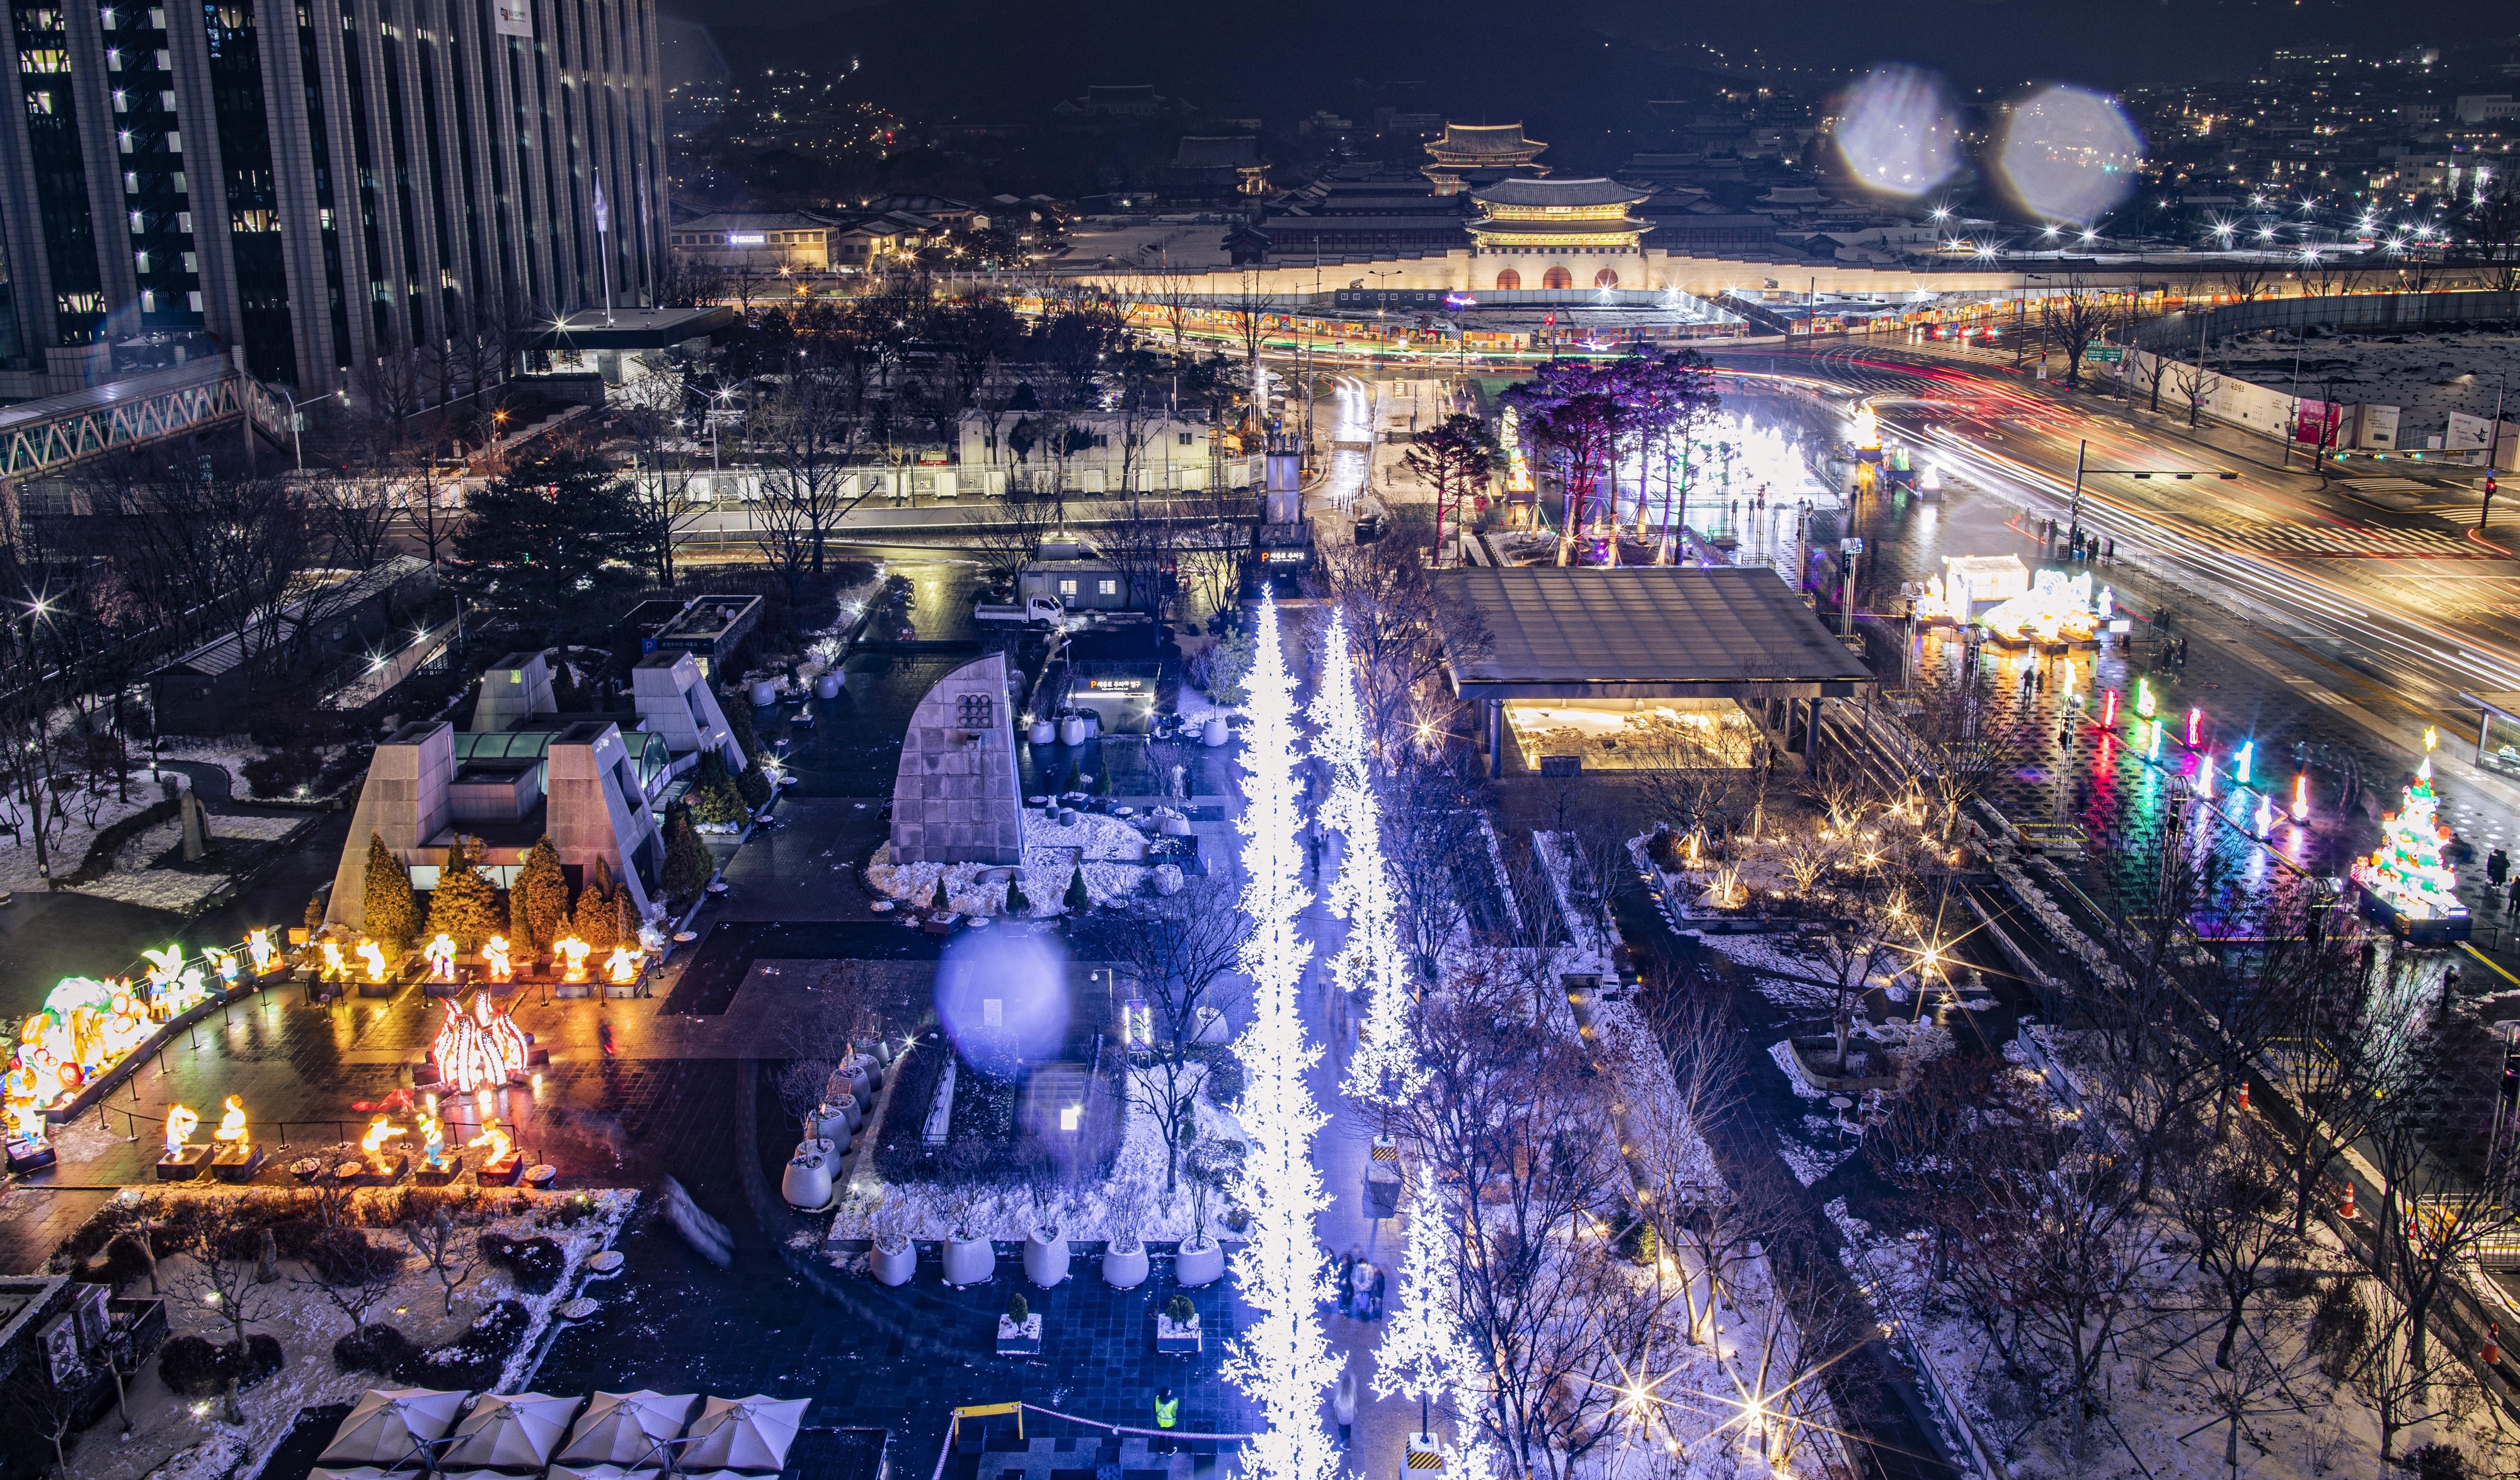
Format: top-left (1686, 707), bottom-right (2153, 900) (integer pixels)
top-left (430, 992), bottom-right (532, 1093)
top-left (482, 936), bottom-right (513, 984)
top-left (212, 951), bottom-right (239, 986)
top-left (247, 929), bottom-right (277, 975)
top-left (361, 1115), bottom-right (407, 1164)
top-left (555, 938), bottom-right (592, 984)
top-left (157, 1101), bottom-right (214, 1179)
top-left (319, 941), bottom-right (346, 982)
top-left (209, 1092), bottom-right (263, 1179)
top-left (423, 933), bottom-right (458, 983)
top-left (4, 1061), bottom-right (44, 1143)
top-left (357, 941), bottom-right (388, 984)
top-left (468, 1116), bottom-right (522, 1183)
top-left (605, 946), bottom-right (644, 986)
top-left (412, 1111), bottom-right (461, 1183)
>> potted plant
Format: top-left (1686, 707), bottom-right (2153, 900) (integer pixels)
top-left (1102, 1183), bottom-right (1150, 1289)
top-left (1175, 1140), bottom-right (1240, 1288)
top-left (1155, 1293), bottom-right (1201, 1354)
top-left (996, 1291), bottom-right (1042, 1356)
top-left (941, 1185), bottom-right (997, 1287)
top-left (1022, 1159), bottom-right (1070, 1288)
top-left (868, 1199), bottom-right (916, 1287)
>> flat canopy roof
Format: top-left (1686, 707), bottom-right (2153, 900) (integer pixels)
top-left (528, 306), bottom-right (736, 352)
top-left (1435, 566), bottom-right (1875, 701)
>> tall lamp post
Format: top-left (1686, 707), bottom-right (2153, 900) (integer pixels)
top-left (277, 387), bottom-right (346, 473)
top-left (2063, 438), bottom-right (2242, 546)
top-left (2478, 372), bottom-right (2507, 534)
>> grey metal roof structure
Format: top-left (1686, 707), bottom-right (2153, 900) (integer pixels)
top-left (149, 555), bottom-right (433, 680)
top-left (1435, 566), bottom-right (1874, 701)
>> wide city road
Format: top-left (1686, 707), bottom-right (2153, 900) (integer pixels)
top-left (1710, 345), bottom-right (2520, 755)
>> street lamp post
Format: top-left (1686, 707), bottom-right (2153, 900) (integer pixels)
top-left (276, 386), bottom-right (346, 473)
top-left (2481, 372), bottom-right (2507, 533)
top-left (2065, 438), bottom-right (2242, 546)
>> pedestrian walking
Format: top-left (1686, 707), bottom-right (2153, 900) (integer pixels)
top-left (597, 1019), bottom-right (616, 1058)
top-left (2507, 878), bottom-right (2520, 918)
top-left (1367, 1262), bottom-right (1387, 1320)
top-left (1333, 1367), bottom-right (1358, 1449)
top-left (2490, 847), bottom-right (2511, 888)
top-left (1337, 1251), bottom-right (1356, 1317)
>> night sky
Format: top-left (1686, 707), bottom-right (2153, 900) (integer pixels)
top-left (660, 0), bottom-right (2516, 110)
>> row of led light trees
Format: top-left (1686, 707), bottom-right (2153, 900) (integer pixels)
top-left (1224, 599), bottom-right (1482, 1480)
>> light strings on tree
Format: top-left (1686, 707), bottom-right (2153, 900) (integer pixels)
top-left (1221, 594), bottom-right (1340, 1480)
top-left (1374, 1175), bottom-right (1498, 1479)
top-left (1310, 614), bottom-right (1424, 1108)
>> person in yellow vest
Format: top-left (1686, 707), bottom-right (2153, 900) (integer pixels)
top-left (1153, 1387), bottom-right (1179, 1444)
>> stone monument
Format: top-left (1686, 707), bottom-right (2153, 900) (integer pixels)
top-left (888, 653), bottom-right (1022, 865)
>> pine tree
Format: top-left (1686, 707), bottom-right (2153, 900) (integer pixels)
top-left (721, 697), bottom-right (764, 767)
top-left (570, 878), bottom-right (618, 951)
top-left (1064, 865), bottom-right (1092, 915)
top-left (1063, 760), bottom-right (1084, 793)
top-left (303, 891), bottom-right (328, 938)
top-left (1096, 764), bottom-right (1116, 798)
top-left (616, 887), bottom-right (641, 944)
top-left (929, 874), bottom-right (950, 911)
top-left (512, 837), bottom-right (571, 953)
top-left (660, 804), bottom-right (715, 902)
top-left (1004, 876), bottom-right (1031, 917)
top-left (736, 760), bottom-right (773, 810)
top-left (425, 837), bottom-right (503, 949)
top-left (685, 751), bottom-right (747, 827)
top-left (449, 442), bottom-right (655, 636)
top-left (360, 834), bottom-right (417, 958)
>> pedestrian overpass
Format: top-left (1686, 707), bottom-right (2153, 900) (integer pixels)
top-left (0, 357), bottom-right (296, 483)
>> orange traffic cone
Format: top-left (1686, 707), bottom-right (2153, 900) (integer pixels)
top-left (2486, 1324), bottom-right (2502, 1367)
top-left (2235, 1082), bottom-right (2250, 1112)
top-left (2339, 1182), bottom-right (2357, 1222)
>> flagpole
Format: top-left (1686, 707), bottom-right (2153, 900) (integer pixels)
top-left (595, 167), bottom-right (614, 324)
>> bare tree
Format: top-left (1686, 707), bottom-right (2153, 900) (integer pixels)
top-left (614, 355), bottom-right (710, 587)
top-left (2172, 355), bottom-right (2224, 429)
top-left (179, 1206), bottom-right (278, 1423)
top-left (2048, 275), bottom-right (2117, 387)
top-left (1319, 526), bottom-right (1491, 760)
top-left (403, 1205), bottom-right (476, 1317)
top-left (2166, 1114), bottom-right (2304, 1371)
top-left (1108, 873), bottom-right (1254, 1199)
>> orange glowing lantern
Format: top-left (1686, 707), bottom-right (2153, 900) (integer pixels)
top-left (319, 941), bottom-right (346, 982)
top-left (212, 1094), bottom-right (248, 1150)
top-left (361, 1114), bottom-right (406, 1161)
top-left (555, 938), bottom-right (591, 983)
top-left (357, 941), bottom-right (388, 984)
top-left (483, 936), bottom-right (513, 983)
top-left (423, 933), bottom-right (457, 982)
top-left (605, 946), bottom-right (644, 986)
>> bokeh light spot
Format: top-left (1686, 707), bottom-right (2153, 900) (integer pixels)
top-left (1996, 85), bottom-right (2143, 224)
top-left (1834, 66), bottom-right (1960, 198)
top-left (935, 925), bottom-right (1070, 1079)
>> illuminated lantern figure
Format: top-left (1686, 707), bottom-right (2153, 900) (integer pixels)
top-left (2197, 763), bottom-right (2216, 802)
top-left (423, 934), bottom-right (458, 983)
top-left (319, 941), bottom-right (346, 981)
top-left (467, 1116), bottom-right (520, 1179)
top-left (213, 1095), bottom-right (247, 1147)
top-left (430, 992), bottom-right (531, 1093)
top-left (418, 1113), bottom-right (450, 1170)
top-left (2134, 677), bottom-right (2156, 721)
top-left (2349, 732), bottom-right (2468, 938)
top-left (212, 952), bottom-right (239, 985)
top-left (556, 938), bottom-right (592, 983)
top-left (2102, 689), bottom-right (2119, 730)
top-left (2292, 774), bottom-right (2311, 823)
top-left (2255, 793), bottom-right (2274, 839)
top-left (140, 946), bottom-right (183, 1002)
top-left (357, 941), bottom-right (388, 983)
top-left (4, 1061), bottom-right (45, 1141)
top-left (2236, 740), bottom-right (2255, 787)
top-left (605, 946), bottom-right (644, 985)
top-left (360, 1115), bottom-right (406, 1163)
top-left (482, 937), bottom-right (513, 983)
top-left (164, 1103), bottom-right (201, 1159)
top-left (248, 929), bottom-right (276, 975)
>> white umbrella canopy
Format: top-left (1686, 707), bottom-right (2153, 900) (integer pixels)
top-left (680, 1396), bottom-right (810, 1474)
top-left (440, 1393), bottom-right (581, 1469)
top-left (308, 1467), bottom-right (415, 1480)
top-left (319, 1389), bottom-right (472, 1467)
top-left (556, 1391), bottom-right (700, 1467)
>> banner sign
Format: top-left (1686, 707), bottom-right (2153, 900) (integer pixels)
top-left (493, 0), bottom-right (532, 38)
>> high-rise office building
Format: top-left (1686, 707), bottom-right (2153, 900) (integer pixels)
top-left (0, 0), bottom-right (668, 396)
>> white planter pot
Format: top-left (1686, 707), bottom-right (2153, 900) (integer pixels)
top-left (1101, 1245), bottom-right (1150, 1289)
top-left (849, 1051), bottom-right (885, 1091)
top-left (942, 1236), bottom-right (995, 1286)
top-left (1174, 1239), bottom-right (1226, 1287)
top-left (869, 1241), bottom-right (917, 1287)
top-left (1202, 716), bottom-right (1228, 747)
top-left (815, 672), bottom-right (844, 699)
top-left (779, 1139), bottom-right (835, 1212)
top-left (1024, 1230), bottom-right (1070, 1288)
top-left (748, 678), bottom-right (781, 707)
top-left (1159, 816), bottom-right (1191, 837)
top-left (1059, 715), bottom-right (1087, 747)
top-left (1029, 720), bottom-right (1056, 745)
top-left (813, 1101), bottom-right (858, 1142)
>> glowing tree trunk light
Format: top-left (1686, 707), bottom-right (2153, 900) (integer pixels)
top-left (2197, 762), bottom-right (2216, 801)
top-left (2147, 720), bottom-right (2163, 760)
top-left (2236, 740), bottom-right (2254, 786)
top-left (2186, 708), bottom-right (2201, 747)
top-left (1309, 613), bottom-right (1423, 1109)
top-left (556, 938), bottom-right (592, 983)
top-left (483, 937), bottom-right (513, 983)
top-left (2292, 773), bottom-right (2311, 822)
top-left (2102, 689), bottom-right (2118, 729)
top-left (2135, 677), bottom-right (2156, 720)
top-left (423, 934), bottom-right (457, 982)
top-left (2255, 793), bottom-right (2274, 838)
top-left (1223, 594), bottom-right (1339, 1480)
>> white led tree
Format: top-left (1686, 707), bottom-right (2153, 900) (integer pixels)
top-left (1376, 1176), bottom-right (1497, 1480)
top-left (1310, 614), bottom-right (1423, 1108)
top-left (1222, 594), bottom-right (1339, 1480)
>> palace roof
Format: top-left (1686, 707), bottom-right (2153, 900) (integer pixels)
top-left (1470, 178), bottom-right (1653, 210)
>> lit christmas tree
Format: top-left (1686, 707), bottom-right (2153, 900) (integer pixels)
top-left (1222, 595), bottom-right (1340, 1480)
top-left (2351, 745), bottom-right (2466, 929)
top-left (1310, 614), bottom-right (1423, 1109)
top-left (1374, 1177), bottom-right (1497, 1479)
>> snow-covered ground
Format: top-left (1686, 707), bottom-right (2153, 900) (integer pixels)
top-left (0, 781), bottom-right (174, 895)
top-left (2206, 328), bottom-right (2520, 445)
top-left (866, 809), bottom-right (1163, 915)
top-left (61, 1186), bottom-right (634, 1480)
top-left (70, 813), bottom-right (308, 912)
